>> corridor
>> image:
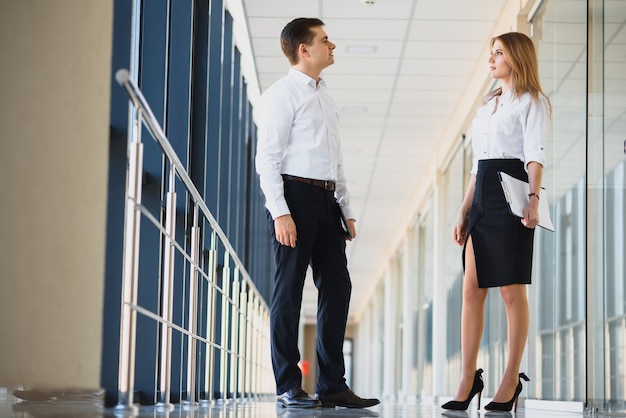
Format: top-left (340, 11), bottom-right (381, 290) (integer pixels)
top-left (2, 0), bottom-right (625, 415)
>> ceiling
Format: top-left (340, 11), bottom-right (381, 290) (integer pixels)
top-left (239, 0), bottom-right (511, 323)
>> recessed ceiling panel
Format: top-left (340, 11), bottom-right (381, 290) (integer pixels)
top-left (414, 0), bottom-right (506, 21)
top-left (329, 57), bottom-right (401, 75)
top-left (243, 0), bottom-right (320, 18)
top-left (404, 40), bottom-right (486, 59)
top-left (322, 0), bottom-right (414, 20)
top-left (323, 18), bottom-right (409, 41)
top-left (324, 74), bottom-right (396, 90)
top-left (400, 58), bottom-right (475, 76)
top-left (408, 19), bottom-right (495, 42)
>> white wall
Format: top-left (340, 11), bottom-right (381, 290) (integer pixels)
top-left (0, 0), bottom-right (113, 389)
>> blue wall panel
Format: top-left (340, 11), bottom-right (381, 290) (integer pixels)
top-left (217, 12), bottom-right (233, 234)
top-left (205, 0), bottom-right (223, 217)
top-left (165, 0), bottom-right (194, 402)
top-left (134, 0), bottom-right (170, 404)
top-left (102, 0), bottom-right (133, 407)
top-left (230, 50), bottom-right (243, 255)
top-left (105, 0), bottom-right (273, 405)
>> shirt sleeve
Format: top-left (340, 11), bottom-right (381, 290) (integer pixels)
top-left (523, 95), bottom-right (550, 168)
top-left (334, 151), bottom-right (355, 220)
top-left (326, 99), bottom-right (354, 220)
top-left (470, 151), bottom-right (479, 175)
top-left (469, 105), bottom-right (484, 175)
top-left (255, 86), bottom-right (294, 219)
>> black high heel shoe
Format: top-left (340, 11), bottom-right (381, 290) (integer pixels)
top-left (441, 369), bottom-right (484, 411)
top-left (484, 373), bottom-right (530, 412)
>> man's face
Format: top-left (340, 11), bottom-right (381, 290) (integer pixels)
top-left (304, 26), bottom-right (336, 70)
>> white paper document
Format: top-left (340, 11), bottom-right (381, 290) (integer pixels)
top-left (498, 171), bottom-right (555, 232)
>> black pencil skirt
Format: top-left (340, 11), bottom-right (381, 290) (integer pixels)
top-left (464, 159), bottom-right (535, 288)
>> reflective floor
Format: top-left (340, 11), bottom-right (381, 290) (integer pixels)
top-left (0, 388), bottom-right (593, 418)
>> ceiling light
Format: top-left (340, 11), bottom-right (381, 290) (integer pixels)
top-left (341, 106), bottom-right (368, 113)
top-left (361, 0), bottom-right (375, 4)
top-left (345, 45), bottom-right (377, 54)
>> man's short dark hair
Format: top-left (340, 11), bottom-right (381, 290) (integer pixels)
top-left (280, 18), bottom-right (325, 65)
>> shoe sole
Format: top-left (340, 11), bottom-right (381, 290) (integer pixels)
top-left (276, 401), bottom-right (322, 408)
top-left (319, 401), bottom-right (380, 408)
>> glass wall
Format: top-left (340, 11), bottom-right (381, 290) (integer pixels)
top-left (588, 0), bottom-right (626, 412)
top-left (531, 0), bottom-right (626, 411)
top-left (441, 145), bottom-right (474, 394)
top-left (530, 0), bottom-right (588, 401)
top-left (103, 0), bottom-right (273, 405)
top-left (597, 0), bottom-right (626, 412)
top-left (415, 200), bottom-right (434, 397)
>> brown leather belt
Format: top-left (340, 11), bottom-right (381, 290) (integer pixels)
top-left (282, 174), bottom-right (336, 191)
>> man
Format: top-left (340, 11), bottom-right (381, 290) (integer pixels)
top-left (255, 18), bottom-right (380, 409)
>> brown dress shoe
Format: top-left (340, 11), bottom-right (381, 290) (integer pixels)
top-left (315, 389), bottom-right (380, 408)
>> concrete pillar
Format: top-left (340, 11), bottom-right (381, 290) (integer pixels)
top-left (0, 0), bottom-right (113, 392)
top-left (401, 234), bottom-right (417, 401)
top-left (371, 285), bottom-right (384, 397)
top-left (382, 269), bottom-right (395, 399)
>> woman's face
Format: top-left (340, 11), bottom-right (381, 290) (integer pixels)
top-left (488, 39), bottom-right (512, 81)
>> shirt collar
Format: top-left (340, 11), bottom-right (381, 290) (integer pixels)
top-left (486, 88), bottom-right (514, 104)
top-left (288, 68), bottom-right (326, 88)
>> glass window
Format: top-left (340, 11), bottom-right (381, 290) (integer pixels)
top-left (602, 0), bottom-right (626, 411)
top-left (416, 199), bottom-right (434, 395)
top-left (530, 0), bottom-right (588, 401)
top-left (441, 145), bottom-right (473, 394)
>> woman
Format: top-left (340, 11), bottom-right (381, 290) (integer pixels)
top-left (441, 32), bottom-right (551, 412)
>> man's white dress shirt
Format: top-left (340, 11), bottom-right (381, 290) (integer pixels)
top-left (255, 68), bottom-right (353, 220)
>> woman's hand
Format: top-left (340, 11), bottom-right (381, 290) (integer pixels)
top-left (453, 175), bottom-right (476, 247)
top-left (522, 197), bottom-right (540, 229)
top-left (453, 211), bottom-right (469, 246)
top-left (523, 161), bottom-right (543, 229)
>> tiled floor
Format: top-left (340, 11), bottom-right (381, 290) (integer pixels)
top-left (0, 388), bottom-right (593, 418)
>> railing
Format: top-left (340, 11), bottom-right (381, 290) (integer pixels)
top-left (114, 68), bottom-right (273, 411)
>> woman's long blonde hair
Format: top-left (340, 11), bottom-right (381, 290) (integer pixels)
top-left (487, 32), bottom-right (552, 112)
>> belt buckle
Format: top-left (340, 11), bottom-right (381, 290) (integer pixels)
top-left (324, 180), bottom-right (333, 191)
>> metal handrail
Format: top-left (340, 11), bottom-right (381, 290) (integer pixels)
top-left (115, 69), bottom-right (266, 304)
top-left (114, 68), bottom-right (272, 410)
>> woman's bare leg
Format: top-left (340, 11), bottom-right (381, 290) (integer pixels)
top-left (453, 236), bottom-right (488, 400)
top-left (491, 284), bottom-right (529, 402)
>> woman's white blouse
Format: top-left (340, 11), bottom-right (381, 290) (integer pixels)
top-left (471, 90), bottom-right (550, 174)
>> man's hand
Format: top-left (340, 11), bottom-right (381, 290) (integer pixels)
top-left (346, 219), bottom-right (357, 241)
top-left (274, 214), bottom-right (297, 247)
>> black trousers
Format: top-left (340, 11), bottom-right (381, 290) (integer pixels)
top-left (267, 180), bottom-right (352, 395)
